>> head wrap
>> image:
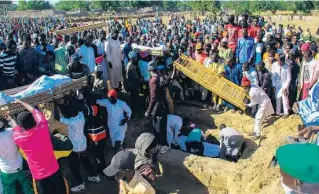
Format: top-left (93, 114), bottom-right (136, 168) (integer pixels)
top-left (241, 76), bottom-right (251, 87)
top-left (301, 43), bottom-right (310, 52)
top-left (107, 89), bottom-right (118, 99)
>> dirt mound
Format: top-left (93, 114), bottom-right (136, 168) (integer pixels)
top-left (156, 104), bottom-right (302, 194)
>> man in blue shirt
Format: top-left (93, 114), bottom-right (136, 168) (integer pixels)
top-left (224, 57), bottom-right (243, 113)
top-left (254, 34), bottom-right (265, 66)
top-left (236, 28), bottom-right (255, 65)
top-left (35, 33), bottom-right (54, 55)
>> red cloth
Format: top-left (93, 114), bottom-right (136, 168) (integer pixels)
top-left (95, 56), bottom-right (104, 64)
top-left (250, 26), bottom-right (261, 38)
top-left (108, 89), bottom-right (118, 98)
top-left (195, 52), bottom-right (207, 65)
top-left (194, 32), bottom-right (201, 37)
top-left (238, 26), bottom-right (253, 38)
top-left (301, 43), bottom-right (310, 52)
top-left (227, 25), bottom-right (239, 48)
top-left (302, 82), bottom-right (311, 100)
top-left (241, 76), bottom-right (251, 87)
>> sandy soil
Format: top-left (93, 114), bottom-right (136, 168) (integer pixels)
top-left (43, 101), bottom-right (302, 194)
top-left (155, 104), bottom-right (302, 194)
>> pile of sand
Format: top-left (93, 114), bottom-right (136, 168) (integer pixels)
top-left (156, 105), bottom-right (302, 194)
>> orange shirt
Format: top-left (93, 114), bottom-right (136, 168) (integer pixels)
top-left (195, 52), bottom-right (208, 64)
top-left (263, 52), bottom-right (280, 62)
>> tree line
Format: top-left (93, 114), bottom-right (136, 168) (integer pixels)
top-left (15, 0), bottom-right (319, 15)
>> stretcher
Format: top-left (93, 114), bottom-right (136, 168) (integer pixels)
top-left (55, 23), bottom-right (105, 35)
top-left (0, 77), bottom-right (88, 116)
top-left (174, 54), bottom-right (249, 110)
top-left (121, 43), bottom-right (164, 56)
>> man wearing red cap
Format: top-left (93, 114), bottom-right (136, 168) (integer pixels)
top-left (242, 77), bottom-right (274, 140)
top-left (97, 89), bottom-right (132, 152)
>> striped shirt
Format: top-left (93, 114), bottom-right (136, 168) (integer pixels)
top-left (0, 51), bottom-right (17, 77)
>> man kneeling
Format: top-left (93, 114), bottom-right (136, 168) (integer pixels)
top-left (219, 124), bottom-right (245, 162)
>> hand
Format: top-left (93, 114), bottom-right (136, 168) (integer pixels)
top-left (119, 116), bottom-right (129, 126)
top-left (298, 127), bottom-right (313, 140)
top-left (5, 112), bottom-right (11, 121)
top-left (244, 103), bottom-right (248, 108)
top-left (248, 58), bottom-right (252, 64)
top-left (283, 88), bottom-right (288, 97)
top-left (108, 62), bottom-right (113, 68)
top-left (145, 112), bottom-right (150, 118)
top-left (14, 99), bottom-right (23, 104)
top-left (292, 102), bottom-right (299, 113)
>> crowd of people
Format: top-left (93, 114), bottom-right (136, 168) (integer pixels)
top-left (0, 12), bottom-right (319, 194)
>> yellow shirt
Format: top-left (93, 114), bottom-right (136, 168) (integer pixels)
top-left (119, 172), bottom-right (156, 194)
top-left (263, 52), bottom-right (279, 62)
top-left (209, 62), bottom-right (225, 75)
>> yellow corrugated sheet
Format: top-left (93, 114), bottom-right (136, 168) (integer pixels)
top-left (174, 54), bottom-right (249, 110)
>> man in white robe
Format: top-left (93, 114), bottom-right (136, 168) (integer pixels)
top-left (93, 30), bottom-right (109, 85)
top-left (242, 77), bottom-right (274, 140)
top-left (96, 89), bottom-right (132, 152)
top-left (77, 35), bottom-right (95, 73)
top-left (271, 55), bottom-right (291, 118)
top-left (105, 30), bottom-right (123, 89)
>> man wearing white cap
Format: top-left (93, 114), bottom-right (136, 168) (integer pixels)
top-left (218, 38), bottom-right (233, 62)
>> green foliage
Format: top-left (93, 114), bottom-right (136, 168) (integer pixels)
top-left (55, 0), bottom-right (89, 11)
top-left (15, 0), bottom-right (318, 14)
top-left (17, 0), bottom-right (51, 11)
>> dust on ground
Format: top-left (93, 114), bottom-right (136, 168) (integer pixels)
top-left (43, 101), bottom-right (301, 194)
top-left (159, 104), bottom-right (302, 194)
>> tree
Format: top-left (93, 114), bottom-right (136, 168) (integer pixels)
top-left (55, 0), bottom-right (89, 11)
top-left (17, 0), bottom-right (51, 11)
top-left (221, 1), bottom-right (253, 15)
top-left (185, 1), bottom-right (220, 15)
top-left (162, 1), bottom-right (178, 11)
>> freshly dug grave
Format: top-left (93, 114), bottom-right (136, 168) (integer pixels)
top-left (146, 104), bottom-right (302, 194)
top-left (42, 102), bottom-right (302, 194)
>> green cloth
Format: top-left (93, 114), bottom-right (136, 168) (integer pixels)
top-left (276, 144), bottom-right (319, 183)
top-left (218, 47), bottom-right (233, 62)
top-left (186, 128), bottom-right (202, 142)
top-left (54, 47), bottom-right (67, 74)
top-left (0, 169), bottom-right (34, 194)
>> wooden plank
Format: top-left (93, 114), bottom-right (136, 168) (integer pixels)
top-left (0, 77), bottom-right (88, 115)
top-left (55, 23), bottom-right (105, 35)
top-left (174, 54), bottom-right (249, 110)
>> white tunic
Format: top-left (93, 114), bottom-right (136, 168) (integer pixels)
top-left (247, 85), bottom-right (275, 120)
top-left (105, 37), bottom-right (123, 88)
top-left (153, 114), bottom-right (183, 146)
top-left (271, 62), bottom-right (291, 99)
top-left (76, 45), bottom-right (95, 73)
top-left (0, 129), bottom-right (23, 173)
top-left (97, 99), bottom-right (132, 146)
top-left (93, 39), bottom-right (109, 81)
top-left (60, 112), bottom-right (86, 152)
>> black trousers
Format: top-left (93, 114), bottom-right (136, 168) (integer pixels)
top-left (34, 170), bottom-right (67, 194)
top-left (153, 110), bottom-right (168, 146)
top-left (87, 139), bottom-right (107, 174)
top-left (68, 151), bottom-right (97, 186)
top-left (185, 141), bottom-right (204, 156)
top-left (129, 89), bottom-right (140, 117)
